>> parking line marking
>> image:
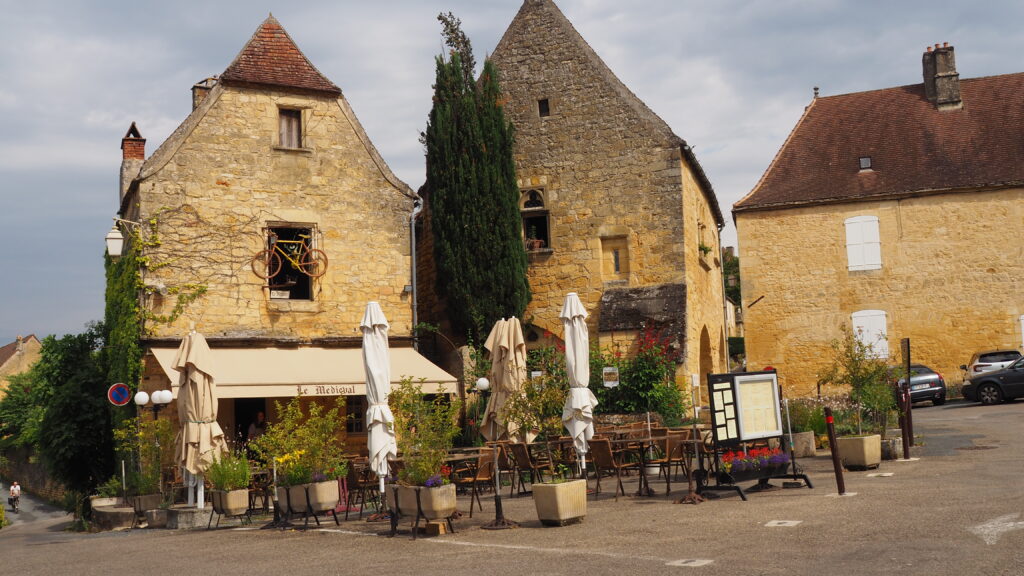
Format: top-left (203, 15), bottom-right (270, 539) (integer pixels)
top-left (765, 520), bottom-right (802, 527)
top-left (891, 457), bottom-right (920, 462)
top-left (825, 492), bottom-right (858, 497)
top-left (427, 538), bottom-right (674, 565)
top-left (969, 514), bottom-right (1024, 545)
top-left (867, 473), bottom-right (894, 477)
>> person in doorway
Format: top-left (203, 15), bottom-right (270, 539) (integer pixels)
top-left (247, 411), bottom-right (267, 442)
top-left (9, 481), bottom-right (21, 513)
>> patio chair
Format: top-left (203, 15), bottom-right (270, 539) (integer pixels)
top-left (452, 448), bottom-right (495, 518)
top-left (508, 442), bottom-right (551, 492)
top-left (589, 437), bottom-right (639, 500)
top-left (344, 461), bottom-right (380, 521)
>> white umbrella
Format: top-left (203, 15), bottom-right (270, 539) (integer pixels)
top-left (481, 318), bottom-right (527, 443)
top-left (173, 329), bottom-right (227, 509)
top-left (561, 293), bottom-right (598, 477)
top-left (361, 302), bottom-right (397, 498)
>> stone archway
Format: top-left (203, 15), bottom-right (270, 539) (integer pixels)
top-left (699, 325), bottom-right (713, 379)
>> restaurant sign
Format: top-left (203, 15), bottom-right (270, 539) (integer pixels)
top-left (297, 384), bottom-right (360, 396)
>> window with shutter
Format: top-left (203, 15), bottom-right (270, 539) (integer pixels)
top-left (845, 215), bottom-right (881, 271)
top-left (279, 109), bottom-right (302, 148)
top-left (852, 309), bottom-right (888, 359)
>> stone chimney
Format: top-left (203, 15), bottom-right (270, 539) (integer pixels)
top-left (922, 42), bottom-right (961, 110)
top-left (192, 77), bottom-right (217, 110)
top-left (15, 335), bottom-right (23, 354)
top-left (120, 122), bottom-right (145, 204)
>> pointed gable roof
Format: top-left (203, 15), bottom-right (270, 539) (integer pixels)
top-left (493, 0), bottom-right (723, 226)
top-left (735, 72), bottom-right (1024, 212)
top-left (221, 15), bottom-right (341, 96)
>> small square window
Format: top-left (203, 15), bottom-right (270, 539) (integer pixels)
top-left (538, 99), bottom-right (550, 117)
top-left (859, 156), bottom-right (872, 170)
top-left (279, 109), bottom-right (302, 148)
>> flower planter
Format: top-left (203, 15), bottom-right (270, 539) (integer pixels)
top-left (133, 494), bottom-right (162, 514)
top-left (533, 479), bottom-right (587, 527)
top-left (306, 480), bottom-right (340, 513)
top-left (881, 437), bottom-right (904, 460)
top-left (836, 434), bottom-right (882, 470)
top-left (89, 495), bottom-right (121, 509)
top-left (718, 463), bottom-right (789, 485)
top-left (393, 484), bottom-right (457, 521)
top-left (789, 431), bottom-right (817, 458)
top-left (211, 489), bottom-right (250, 517)
top-left (276, 485), bottom-right (309, 515)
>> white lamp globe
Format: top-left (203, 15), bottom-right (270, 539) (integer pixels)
top-left (475, 377), bottom-right (490, 391)
top-left (155, 390), bottom-right (172, 404)
top-left (134, 391), bottom-right (150, 406)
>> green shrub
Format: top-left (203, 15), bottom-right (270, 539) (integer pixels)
top-left (207, 450), bottom-right (252, 491)
top-left (390, 378), bottom-right (461, 486)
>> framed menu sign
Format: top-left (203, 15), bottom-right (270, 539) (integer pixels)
top-left (706, 371), bottom-right (782, 445)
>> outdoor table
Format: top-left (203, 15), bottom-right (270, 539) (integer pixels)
top-left (610, 436), bottom-right (674, 496)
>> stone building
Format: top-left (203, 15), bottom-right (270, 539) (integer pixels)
top-left (0, 335), bottom-right (41, 399)
top-left (112, 16), bottom-right (454, 447)
top-left (484, 0), bottom-right (728, 382)
top-left (734, 44), bottom-right (1024, 395)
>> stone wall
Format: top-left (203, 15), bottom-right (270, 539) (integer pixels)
top-left (127, 83), bottom-right (417, 341)
top-left (736, 187), bottom-right (1024, 395)
top-left (489, 0), bottom-right (726, 380)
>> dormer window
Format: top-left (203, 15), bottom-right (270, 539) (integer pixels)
top-left (859, 156), bottom-right (872, 170)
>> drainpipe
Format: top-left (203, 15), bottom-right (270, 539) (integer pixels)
top-left (718, 224), bottom-right (730, 371)
top-left (410, 197), bottom-right (424, 350)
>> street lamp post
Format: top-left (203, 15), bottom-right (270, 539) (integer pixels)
top-left (135, 389), bottom-right (173, 419)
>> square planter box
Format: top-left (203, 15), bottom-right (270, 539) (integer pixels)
top-left (211, 489), bottom-right (250, 517)
top-left (387, 484), bottom-right (457, 521)
top-left (836, 434), bottom-right (881, 470)
top-left (306, 480), bottom-right (340, 513)
top-left (789, 431), bottom-right (817, 458)
top-left (133, 494), bottom-right (163, 514)
top-left (533, 479), bottom-right (587, 527)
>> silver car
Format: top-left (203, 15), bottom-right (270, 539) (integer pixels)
top-left (960, 349), bottom-right (1022, 378)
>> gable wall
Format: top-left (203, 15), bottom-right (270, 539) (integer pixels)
top-left (132, 85), bottom-right (415, 339)
top-left (491, 5), bottom-right (689, 347)
top-left (736, 187), bottom-right (1024, 395)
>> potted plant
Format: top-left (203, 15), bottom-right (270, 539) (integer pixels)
top-left (532, 463), bottom-right (587, 526)
top-left (718, 447), bottom-right (791, 484)
top-left (388, 378), bottom-right (462, 521)
top-left (115, 416), bottom-right (174, 515)
top-left (208, 449), bottom-right (252, 517)
top-left (817, 325), bottom-right (896, 470)
top-left (250, 395), bottom-right (350, 518)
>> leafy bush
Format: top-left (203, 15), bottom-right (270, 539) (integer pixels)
top-left (249, 395), bottom-right (349, 485)
top-left (114, 416), bottom-right (174, 496)
top-left (502, 346), bottom-right (569, 441)
top-left (95, 475), bottom-right (123, 498)
top-left (816, 325), bottom-right (897, 435)
top-left (207, 449), bottom-right (252, 491)
top-left (389, 378), bottom-right (461, 486)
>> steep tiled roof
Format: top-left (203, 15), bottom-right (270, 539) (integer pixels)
top-left (0, 335), bottom-right (38, 368)
top-left (221, 15), bottom-right (341, 95)
top-left (735, 72), bottom-right (1024, 212)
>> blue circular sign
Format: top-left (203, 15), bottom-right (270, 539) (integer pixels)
top-left (108, 383), bottom-right (132, 406)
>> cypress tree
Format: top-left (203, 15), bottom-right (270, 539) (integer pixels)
top-left (424, 14), bottom-right (530, 341)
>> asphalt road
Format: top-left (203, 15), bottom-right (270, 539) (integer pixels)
top-left (2, 399), bottom-right (1023, 575)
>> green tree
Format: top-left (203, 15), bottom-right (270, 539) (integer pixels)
top-left (817, 324), bottom-right (896, 435)
top-left (35, 325), bottom-right (115, 495)
top-left (0, 371), bottom-right (52, 448)
top-left (723, 249), bottom-right (741, 305)
top-left (423, 12), bottom-right (530, 342)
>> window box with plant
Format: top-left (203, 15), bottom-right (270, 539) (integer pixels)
top-left (532, 463), bottom-right (587, 526)
top-left (386, 378), bottom-right (462, 523)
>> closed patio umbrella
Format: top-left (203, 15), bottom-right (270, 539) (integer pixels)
top-left (361, 302), bottom-right (397, 499)
top-left (173, 329), bottom-right (227, 509)
top-left (481, 318), bottom-right (527, 443)
top-left (561, 293), bottom-right (598, 477)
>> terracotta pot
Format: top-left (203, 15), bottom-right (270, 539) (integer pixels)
top-left (533, 479), bottom-right (587, 527)
top-left (212, 489), bottom-right (249, 516)
top-left (306, 480), bottom-right (339, 512)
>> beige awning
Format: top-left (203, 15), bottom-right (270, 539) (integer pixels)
top-left (150, 346), bottom-right (457, 399)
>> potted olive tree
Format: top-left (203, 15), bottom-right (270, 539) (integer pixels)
top-left (388, 378), bottom-right (462, 522)
top-left (817, 325), bottom-right (896, 470)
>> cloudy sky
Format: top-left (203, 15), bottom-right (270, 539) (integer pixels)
top-left (1, 0), bottom-right (1021, 343)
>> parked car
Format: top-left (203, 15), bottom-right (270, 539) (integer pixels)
top-left (890, 364), bottom-right (946, 406)
top-left (960, 349), bottom-right (1023, 377)
top-left (962, 356), bottom-right (1024, 405)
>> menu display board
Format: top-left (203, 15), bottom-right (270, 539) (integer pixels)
top-left (707, 371), bottom-right (782, 445)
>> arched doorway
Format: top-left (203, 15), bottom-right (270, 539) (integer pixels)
top-left (699, 326), bottom-right (713, 379)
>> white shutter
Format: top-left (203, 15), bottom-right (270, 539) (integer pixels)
top-left (845, 216), bottom-right (881, 271)
top-left (852, 310), bottom-right (888, 359)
